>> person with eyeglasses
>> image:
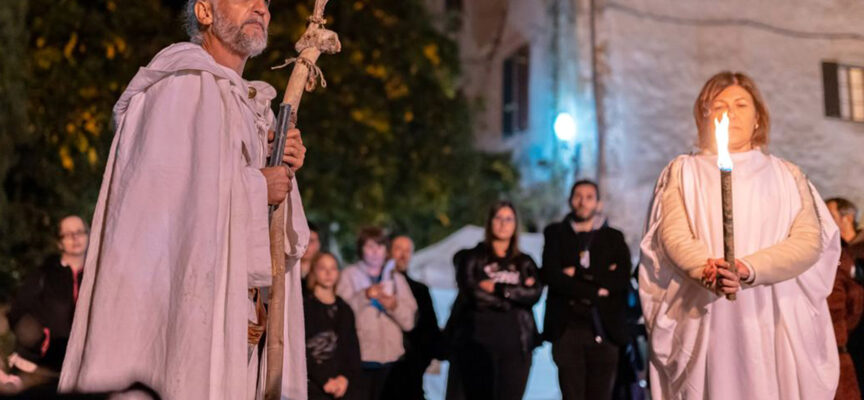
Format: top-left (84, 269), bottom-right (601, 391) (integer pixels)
top-left (445, 201), bottom-right (542, 400)
top-left (2, 215), bottom-right (88, 394)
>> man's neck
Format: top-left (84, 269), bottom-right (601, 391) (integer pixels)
top-left (61, 254), bottom-right (84, 273)
top-left (314, 286), bottom-right (336, 305)
top-left (201, 34), bottom-right (248, 76)
top-left (571, 216), bottom-right (595, 233)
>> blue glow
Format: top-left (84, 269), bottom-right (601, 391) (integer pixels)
top-left (554, 112), bottom-right (577, 142)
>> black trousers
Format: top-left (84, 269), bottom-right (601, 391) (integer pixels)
top-left (361, 364), bottom-right (392, 400)
top-left (552, 325), bottom-right (619, 400)
top-left (382, 353), bottom-right (430, 400)
top-left (450, 341), bottom-right (532, 400)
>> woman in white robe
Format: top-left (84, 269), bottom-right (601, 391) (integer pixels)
top-left (639, 71), bottom-right (841, 400)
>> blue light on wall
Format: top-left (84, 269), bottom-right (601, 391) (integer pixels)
top-left (554, 112), bottom-right (577, 142)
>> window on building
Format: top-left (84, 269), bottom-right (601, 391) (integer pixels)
top-left (823, 61), bottom-right (864, 122)
top-left (502, 45), bottom-right (530, 137)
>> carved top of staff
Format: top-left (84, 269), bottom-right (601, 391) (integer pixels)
top-left (298, 0), bottom-right (341, 55)
top-left (273, 0), bottom-right (342, 93)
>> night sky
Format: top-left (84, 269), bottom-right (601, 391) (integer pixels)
top-left (163, 0), bottom-right (187, 12)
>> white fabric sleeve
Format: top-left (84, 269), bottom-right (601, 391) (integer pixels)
top-left (742, 166), bottom-right (822, 285)
top-left (658, 160), bottom-right (711, 282)
top-left (740, 259), bottom-right (756, 284)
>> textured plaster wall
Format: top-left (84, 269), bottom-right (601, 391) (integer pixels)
top-left (597, 0), bottom-right (864, 249)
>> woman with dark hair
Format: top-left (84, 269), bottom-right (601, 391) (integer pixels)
top-left (639, 72), bottom-right (841, 399)
top-left (446, 201), bottom-right (542, 400)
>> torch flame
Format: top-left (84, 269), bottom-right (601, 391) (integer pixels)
top-left (714, 112), bottom-right (733, 171)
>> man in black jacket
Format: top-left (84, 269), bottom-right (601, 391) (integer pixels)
top-left (384, 235), bottom-right (443, 399)
top-left (541, 180), bottom-right (632, 400)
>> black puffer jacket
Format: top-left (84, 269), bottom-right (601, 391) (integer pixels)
top-left (447, 242), bottom-right (542, 356)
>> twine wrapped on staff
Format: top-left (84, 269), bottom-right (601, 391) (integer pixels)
top-left (714, 111), bottom-right (736, 301)
top-left (266, 1), bottom-right (341, 399)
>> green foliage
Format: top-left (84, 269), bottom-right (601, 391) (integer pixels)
top-left (0, 0), bottom-right (518, 291)
top-left (256, 0), bottom-right (519, 258)
top-left (0, 0), bottom-right (182, 298)
top-left (0, 0), bottom-right (28, 298)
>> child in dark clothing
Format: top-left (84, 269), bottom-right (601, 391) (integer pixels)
top-left (305, 252), bottom-right (364, 400)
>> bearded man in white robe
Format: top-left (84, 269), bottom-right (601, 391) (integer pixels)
top-left (639, 72), bottom-right (841, 399)
top-left (59, 1), bottom-right (310, 398)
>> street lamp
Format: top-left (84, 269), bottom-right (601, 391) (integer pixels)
top-left (554, 112), bottom-right (577, 142)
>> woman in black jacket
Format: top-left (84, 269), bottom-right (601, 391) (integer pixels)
top-left (305, 252), bottom-right (364, 400)
top-left (446, 201), bottom-right (542, 400)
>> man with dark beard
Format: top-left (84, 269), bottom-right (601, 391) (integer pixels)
top-left (58, 1), bottom-right (311, 399)
top-left (540, 180), bottom-right (632, 400)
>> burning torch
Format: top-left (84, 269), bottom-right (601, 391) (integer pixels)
top-left (714, 112), bottom-right (736, 301)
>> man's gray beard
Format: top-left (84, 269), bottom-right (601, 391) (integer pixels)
top-left (212, 9), bottom-right (267, 57)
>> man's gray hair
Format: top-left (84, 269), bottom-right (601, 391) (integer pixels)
top-left (184, 0), bottom-right (204, 44)
top-left (827, 197), bottom-right (859, 222)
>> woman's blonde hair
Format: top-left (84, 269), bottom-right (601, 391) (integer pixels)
top-left (305, 251), bottom-right (340, 292)
top-left (693, 71), bottom-right (771, 150)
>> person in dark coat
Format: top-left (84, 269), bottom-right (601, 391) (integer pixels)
top-left (383, 235), bottom-right (444, 399)
top-left (827, 198), bottom-right (864, 400)
top-left (442, 250), bottom-right (470, 400)
top-left (305, 252), bottom-right (364, 400)
top-left (541, 180), bottom-right (632, 400)
top-left (3, 215), bottom-right (89, 394)
top-left (445, 201), bottom-right (542, 400)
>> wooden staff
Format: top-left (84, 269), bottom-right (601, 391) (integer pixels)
top-left (266, 2), bottom-right (341, 399)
